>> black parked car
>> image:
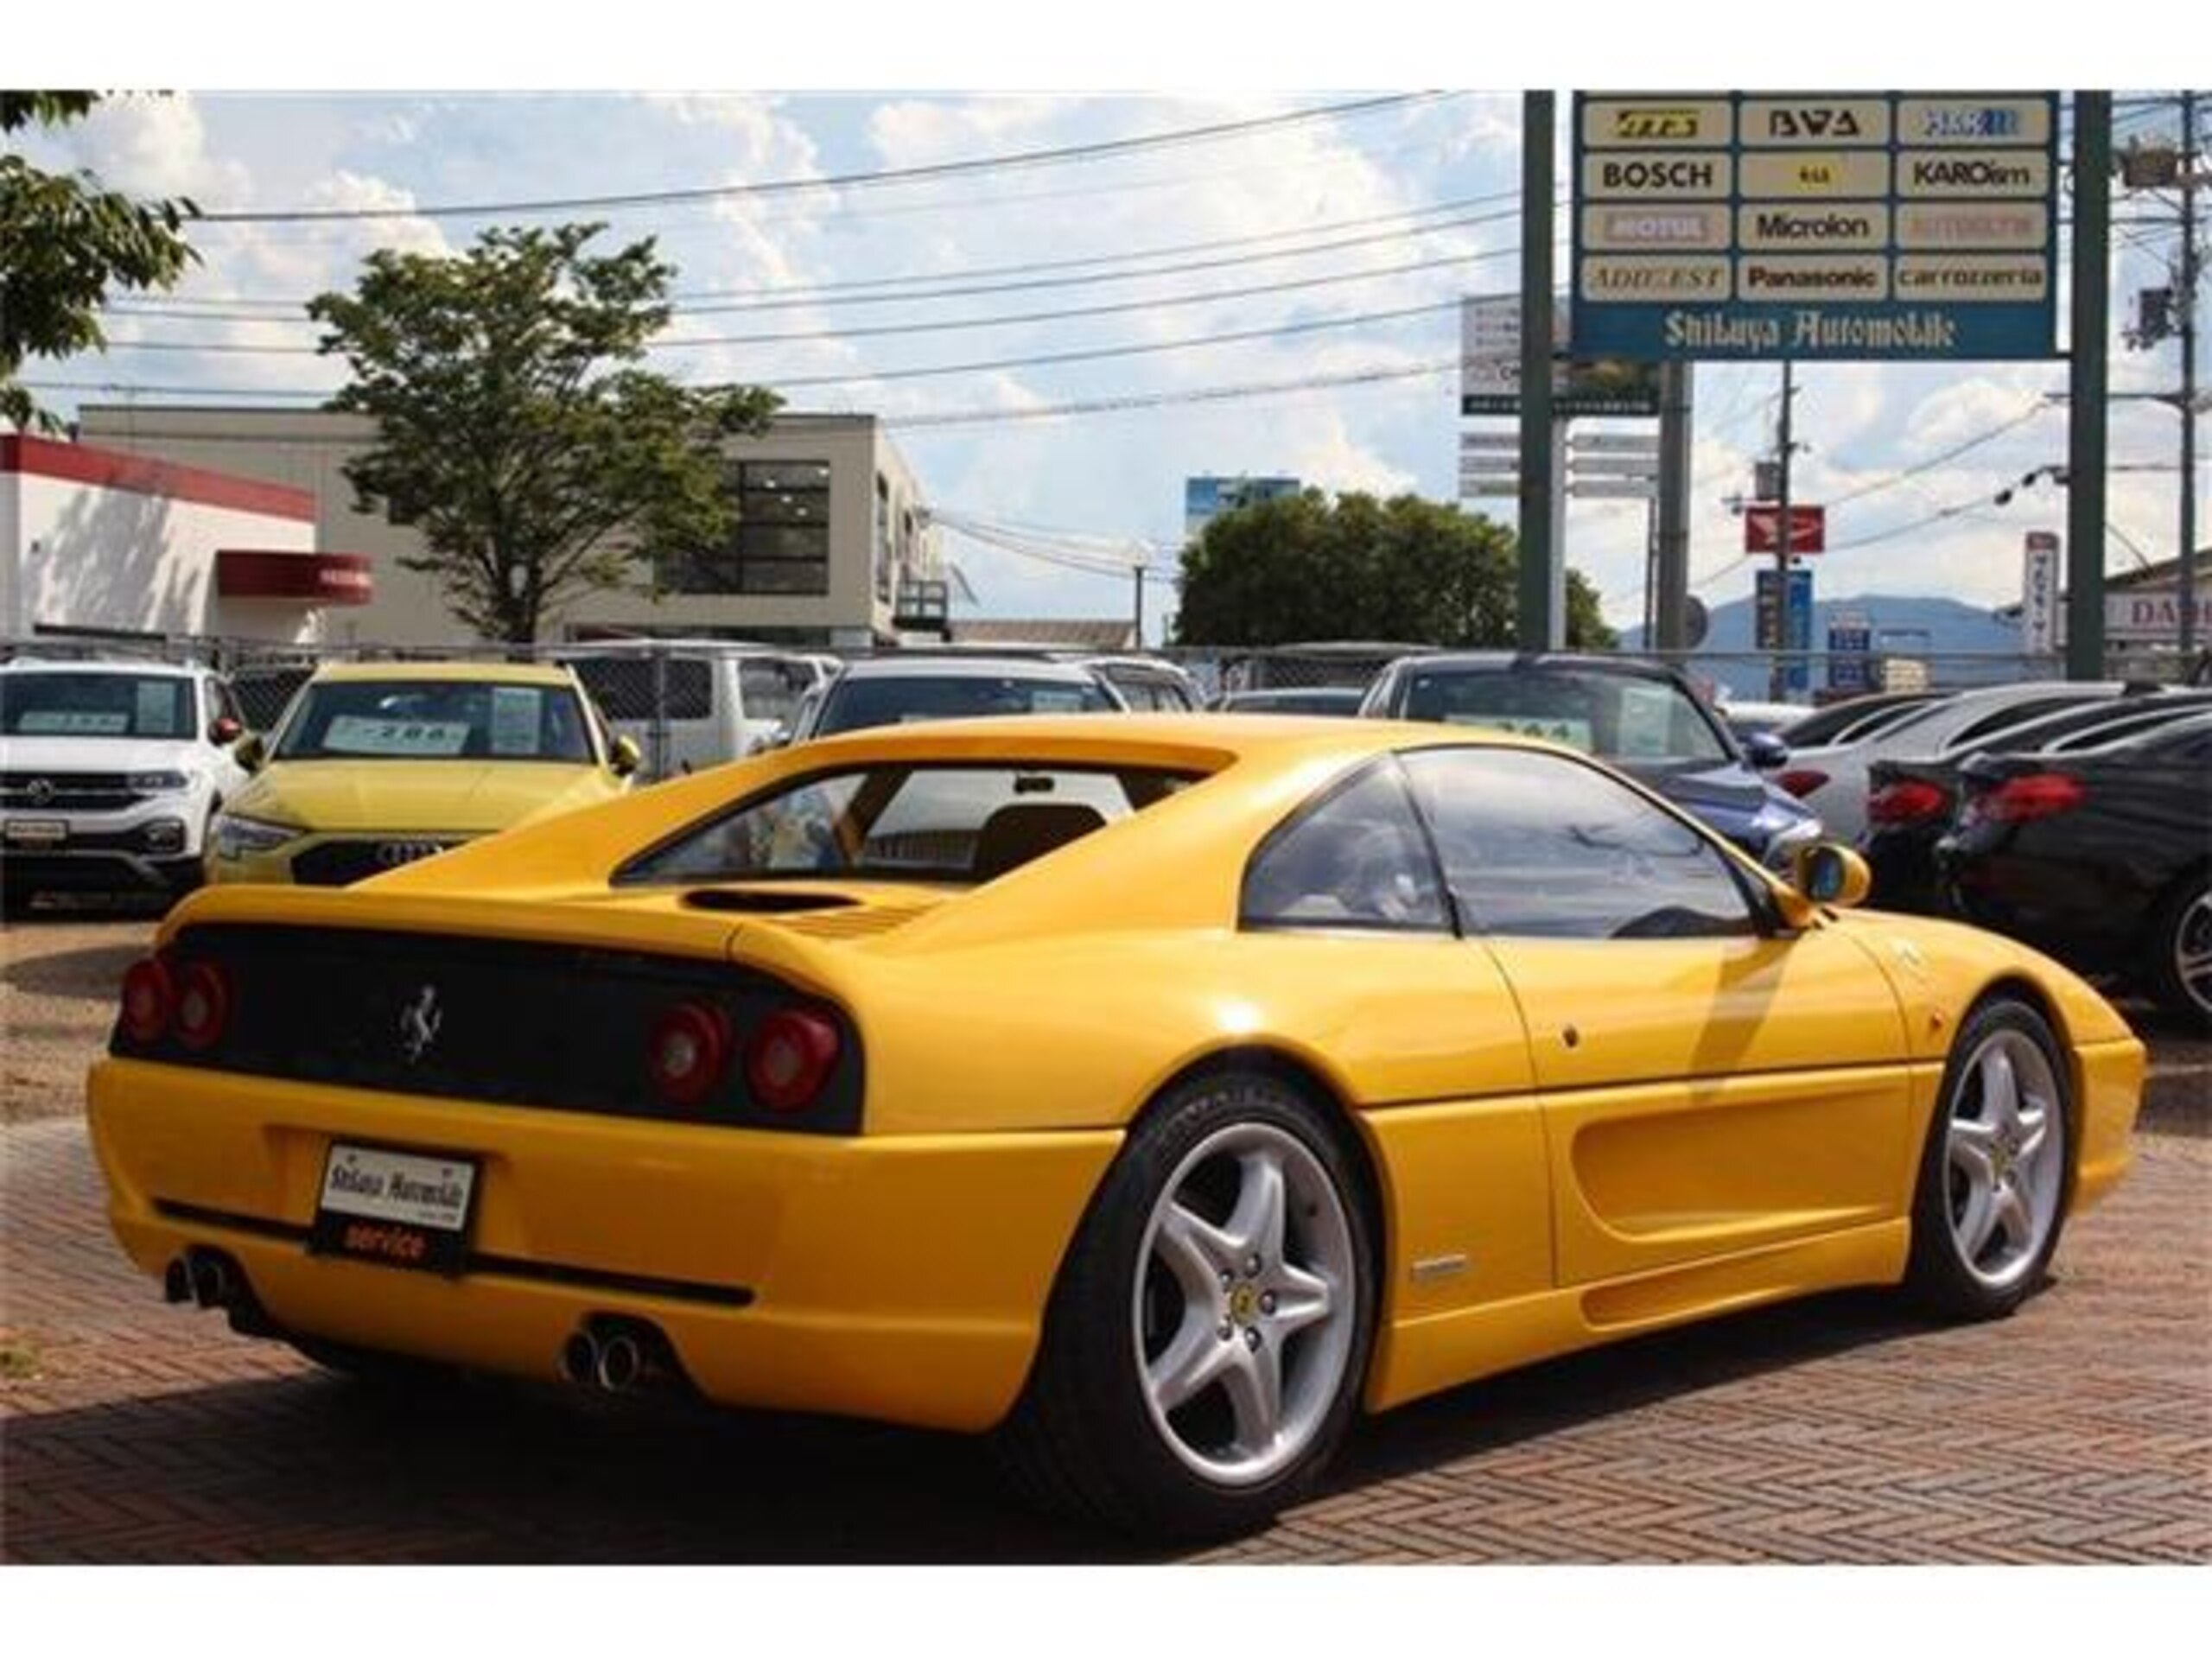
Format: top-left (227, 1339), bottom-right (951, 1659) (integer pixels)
top-left (1861, 690), bottom-right (2212, 912)
top-left (1358, 652), bottom-right (1821, 866)
top-left (1936, 713), bottom-right (2212, 1025)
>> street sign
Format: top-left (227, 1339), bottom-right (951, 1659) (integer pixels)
top-left (1461, 293), bottom-right (1663, 416)
top-left (1756, 567), bottom-right (1817, 695)
top-left (1459, 478), bottom-right (1522, 499)
top-left (1570, 92), bottom-right (2062, 361)
top-left (1459, 431), bottom-right (1525, 454)
top-left (1571, 433), bottom-right (1661, 454)
top-left (1567, 479), bottom-right (1657, 499)
top-left (1827, 607), bottom-right (1874, 691)
top-left (1743, 503), bottom-right (1826, 554)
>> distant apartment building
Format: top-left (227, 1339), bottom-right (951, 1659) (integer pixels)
top-left (76, 406), bottom-right (944, 649)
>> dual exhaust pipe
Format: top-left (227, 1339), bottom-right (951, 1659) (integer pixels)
top-left (558, 1319), bottom-right (678, 1395)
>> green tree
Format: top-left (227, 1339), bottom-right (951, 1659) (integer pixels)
top-left (1, 92), bottom-right (200, 433)
top-left (1172, 490), bottom-right (1616, 650)
top-left (308, 223), bottom-right (781, 642)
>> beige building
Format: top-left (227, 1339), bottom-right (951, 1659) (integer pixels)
top-left (77, 405), bottom-right (944, 649)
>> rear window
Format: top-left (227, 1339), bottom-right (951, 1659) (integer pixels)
top-left (1944, 696), bottom-right (2100, 749)
top-left (616, 762), bottom-right (1196, 887)
top-left (1397, 668), bottom-right (1729, 764)
top-left (567, 657), bottom-right (713, 722)
top-left (819, 673), bottom-right (1117, 735)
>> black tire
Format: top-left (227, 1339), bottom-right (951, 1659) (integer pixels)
top-left (1904, 996), bottom-right (2072, 1321)
top-left (994, 1070), bottom-right (1379, 1541)
top-left (2145, 875), bottom-right (2212, 1030)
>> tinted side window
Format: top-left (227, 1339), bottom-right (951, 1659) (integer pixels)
top-left (1401, 747), bottom-right (1756, 941)
top-left (1946, 696), bottom-right (2096, 749)
top-left (1241, 759), bottom-right (1450, 932)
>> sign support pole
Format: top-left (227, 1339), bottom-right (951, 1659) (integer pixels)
top-left (1770, 359), bottom-right (1797, 699)
top-left (1518, 92), bottom-right (1559, 652)
top-left (2178, 86), bottom-right (2198, 660)
top-left (1655, 360), bottom-right (1694, 652)
top-left (2067, 91), bottom-right (2113, 682)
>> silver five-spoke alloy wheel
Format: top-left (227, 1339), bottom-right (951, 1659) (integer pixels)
top-left (1943, 1027), bottom-right (2064, 1291)
top-left (1132, 1122), bottom-right (1356, 1488)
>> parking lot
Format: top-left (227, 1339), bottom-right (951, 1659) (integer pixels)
top-left (3, 909), bottom-right (2208, 1564)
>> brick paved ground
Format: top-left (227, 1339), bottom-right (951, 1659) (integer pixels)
top-left (3, 1100), bottom-right (2206, 1563)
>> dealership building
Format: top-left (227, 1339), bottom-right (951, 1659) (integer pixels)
top-left (66, 405), bottom-right (946, 649)
top-left (2, 433), bottom-right (367, 646)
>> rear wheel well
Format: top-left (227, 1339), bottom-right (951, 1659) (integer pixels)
top-left (1139, 1046), bottom-right (1389, 1297)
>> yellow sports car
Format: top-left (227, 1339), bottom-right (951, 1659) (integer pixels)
top-left (89, 715), bottom-right (2142, 1537)
top-left (207, 661), bottom-right (639, 886)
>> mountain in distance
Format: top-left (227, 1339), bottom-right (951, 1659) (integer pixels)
top-left (1623, 591), bottom-right (2027, 700)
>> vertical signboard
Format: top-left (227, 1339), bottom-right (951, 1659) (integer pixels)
top-left (2020, 530), bottom-right (2061, 654)
top-left (1827, 607), bottom-right (1874, 692)
top-left (1570, 92), bottom-right (2061, 359)
top-left (1460, 295), bottom-right (1662, 416)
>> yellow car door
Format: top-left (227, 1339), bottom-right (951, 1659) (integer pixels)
top-left (1401, 745), bottom-right (1915, 1287)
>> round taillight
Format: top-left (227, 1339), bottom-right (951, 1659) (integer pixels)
top-left (120, 957), bottom-right (175, 1044)
top-left (175, 960), bottom-right (232, 1052)
top-left (745, 1009), bottom-right (841, 1113)
top-left (648, 1001), bottom-right (731, 1106)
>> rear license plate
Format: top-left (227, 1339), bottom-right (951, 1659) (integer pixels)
top-left (308, 1142), bottom-right (480, 1274)
top-left (3, 819), bottom-right (67, 848)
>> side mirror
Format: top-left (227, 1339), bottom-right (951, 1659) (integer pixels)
top-left (609, 735), bottom-right (643, 778)
top-left (1744, 730), bottom-right (1790, 771)
top-left (209, 715), bottom-right (244, 746)
top-left (1790, 842), bottom-right (1872, 911)
top-left (233, 733), bottom-right (267, 773)
top-left (762, 721), bottom-right (793, 752)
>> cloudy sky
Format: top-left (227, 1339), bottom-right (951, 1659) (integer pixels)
top-left (12, 61), bottom-right (2202, 642)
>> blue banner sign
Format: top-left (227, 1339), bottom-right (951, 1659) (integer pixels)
top-left (1570, 92), bottom-right (2060, 361)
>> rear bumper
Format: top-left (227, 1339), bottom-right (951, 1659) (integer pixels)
top-left (1, 848), bottom-right (201, 893)
top-left (88, 1058), bottom-right (1120, 1432)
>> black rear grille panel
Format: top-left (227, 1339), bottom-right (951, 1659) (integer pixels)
top-left (112, 923), bottom-right (862, 1135)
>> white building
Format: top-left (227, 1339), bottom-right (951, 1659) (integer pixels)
top-left (1, 433), bottom-right (362, 646)
top-left (76, 406), bottom-right (944, 650)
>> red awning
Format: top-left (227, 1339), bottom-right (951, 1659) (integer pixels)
top-left (216, 550), bottom-right (374, 606)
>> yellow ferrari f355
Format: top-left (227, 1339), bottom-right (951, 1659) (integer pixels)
top-left (87, 715), bottom-right (2142, 1537)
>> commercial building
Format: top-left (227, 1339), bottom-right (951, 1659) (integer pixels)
top-left (2, 434), bottom-right (362, 646)
top-left (75, 406), bottom-right (944, 649)
top-left (1183, 475), bottom-right (1301, 542)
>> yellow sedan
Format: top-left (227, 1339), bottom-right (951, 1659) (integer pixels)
top-left (207, 661), bottom-right (639, 886)
top-left (90, 715), bottom-right (2141, 1538)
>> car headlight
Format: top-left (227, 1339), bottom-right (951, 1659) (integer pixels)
top-left (212, 813), bottom-right (303, 859)
top-left (128, 771), bottom-right (193, 794)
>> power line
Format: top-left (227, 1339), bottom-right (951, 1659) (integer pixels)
top-left (186, 94), bottom-right (1453, 226)
top-left (1821, 404), bottom-right (2053, 507)
top-left (97, 238), bottom-right (1524, 356)
top-left (109, 188), bottom-right (1529, 316)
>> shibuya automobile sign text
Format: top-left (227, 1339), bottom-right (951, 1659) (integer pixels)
top-left (1569, 92), bottom-right (2060, 361)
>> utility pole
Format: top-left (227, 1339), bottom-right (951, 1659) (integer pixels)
top-left (1654, 360), bottom-right (1694, 652)
top-left (1769, 359), bottom-right (1798, 700)
top-left (2179, 87), bottom-right (2199, 658)
top-left (1133, 562), bottom-right (1146, 650)
top-left (2067, 92), bottom-right (2113, 682)
top-left (1517, 91), bottom-right (1560, 652)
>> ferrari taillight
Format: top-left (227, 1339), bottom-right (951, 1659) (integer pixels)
top-left (174, 960), bottom-right (232, 1052)
top-left (1867, 779), bottom-right (1949, 826)
top-left (746, 1008), bottom-right (840, 1113)
top-left (120, 957), bottom-right (174, 1044)
top-left (1976, 772), bottom-right (2088, 824)
top-left (647, 1001), bottom-right (732, 1107)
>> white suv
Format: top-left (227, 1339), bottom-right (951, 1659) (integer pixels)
top-left (0, 658), bottom-right (251, 913)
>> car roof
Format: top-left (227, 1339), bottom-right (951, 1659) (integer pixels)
top-left (794, 709), bottom-right (1566, 766)
top-left (0, 657), bottom-right (203, 678)
top-left (1382, 651), bottom-right (1688, 683)
top-left (305, 660), bottom-right (583, 687)
top-left (829, 656), bottom-right (1110, 683)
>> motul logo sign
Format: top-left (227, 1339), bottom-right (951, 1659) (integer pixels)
top-left (1743, 505), bottom-right (1827, 555)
